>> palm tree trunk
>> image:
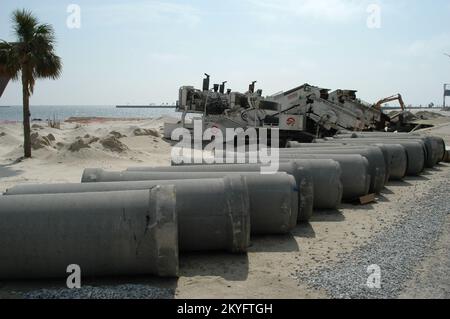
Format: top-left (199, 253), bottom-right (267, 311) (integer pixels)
top-left (21, 71), bottom-right (31, 158)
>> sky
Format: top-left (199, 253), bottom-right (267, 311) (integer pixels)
top-left (0, 0), bottom-right (450, 106)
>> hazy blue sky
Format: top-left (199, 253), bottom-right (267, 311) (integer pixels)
top-left (1, 0), bottom-right (449, 106)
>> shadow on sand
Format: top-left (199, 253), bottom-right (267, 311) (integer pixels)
top-left (310, 209), bottom-right (346, 223)
top-left (250, 233), bottom-right (300, 253)
top-left (0, 158), bottom-right (24, 179)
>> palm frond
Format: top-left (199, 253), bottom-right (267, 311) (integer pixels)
top-left (33, 52), bottom-right (62, 80)
top-left (0, 41), bottom-right (21, 80)
top-left (12, 9), bottom-right (38, 42)
top-left (34, 24), bottom-right (55, 40)
top-left (3, 9), bottom-right (62, 90)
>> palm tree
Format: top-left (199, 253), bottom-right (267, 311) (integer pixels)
top-left (0, 9), bottom-right (62, 158)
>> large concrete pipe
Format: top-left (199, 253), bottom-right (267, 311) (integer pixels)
top-left (286, 142), bottom-right (407, 180)
top-left (216, 146), bottom-right (386, 190)
top-left (127, 162), bottom-right (316, 221)
top-left (4, 177), bottom-right (252, 251)
top-left (278, 147), bottom-right (386, 193)
top-left (0, 187), bottom-right (179, 279)
top-left (334, 135), bottom-right (431, 166)
top-left (81, 170), bottom-right (304, 225)
top-left (444, 147), bottom-right (450, 163)
top-left (174, 149), bottom-right (375, 198)
top-left (81, 170), bottom-right (301, 230)
top-left (337, 132), bottom-right (419, 138)
top-left (433, 136), bottom-right (447, 163)
top-left (334, 133), bottom-right (445, 167)
top-left (319, 139), bottom-right (425, 176)
top-left (7, 175), bottom-right (293, 237)
top-left (278, 155), bottom-right (371, 200)
top-left (126, 160), bottom-right (342, 212)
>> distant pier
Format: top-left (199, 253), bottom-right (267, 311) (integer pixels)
top-left (116, 105), bottom-right (174, 109)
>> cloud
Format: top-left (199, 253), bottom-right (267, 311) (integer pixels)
top-left (247, 0), bottom-right (370, 22)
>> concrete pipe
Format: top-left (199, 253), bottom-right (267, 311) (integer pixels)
top-left (279, 147), bottom-right (386, 193)
top-left (127, 162), bottom-right (315, 221)
top-left (423, 136), bottom-right (446, 165)
top-left (5, 177), bottom-right (252, 251)
top-left (81, 170), bottom-right (299, 231)
top-left (444, 148), bottom-right (450, 163)
top-left (286, 159), bottom-right (343, 209)
top-left (333, 133), bottom-right (444, 167)
top-left (183, 149), bottom-right (375, 198)
top-left (336, 132), bottom-right (419, 138)
top-left (8, 175), bottom-right (294, 237)
top-left (433, 136), bottom-right (447, 163)
top-left (126, 160), bottom-right (342, 212)
top-left (278, 155), bottom-right (371, 200)
top-left (287, 142), bottom-right (407, 180)
top-left (321, 139), bottom-right (425, 176)
top-left (0, 187), bottom-right (179, 279)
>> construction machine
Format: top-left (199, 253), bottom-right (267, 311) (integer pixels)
top-left (165, 75), bottom-right (413, 145)
top-left (373, 93), bottom-right (406, 111)
top-left (372, 94), bottom-right (407, 131)
top-left (266, 84), bottom-right (367, 137)
top-left (171, 75), bottom-right (313, 145)
top-left (328, 89), bottom-right (386, 130)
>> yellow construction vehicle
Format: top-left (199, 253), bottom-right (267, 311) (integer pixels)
top-left (373, 94), bottom-right (406, 111)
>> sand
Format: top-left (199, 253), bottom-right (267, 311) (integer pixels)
top-left (0, 113), bottom-right (449, 299)
top-left (0, 117), bottom-right (174, 190)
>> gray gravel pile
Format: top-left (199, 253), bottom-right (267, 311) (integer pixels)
top-left (24, 284), bottom-right (174, 299)
top-left (297, 177), bottom-right (450, 299)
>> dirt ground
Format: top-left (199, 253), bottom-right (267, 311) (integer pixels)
top-left (0, 116), bottom-right (449, 299)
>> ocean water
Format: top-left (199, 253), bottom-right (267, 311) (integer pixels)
top-left (0, 105), bottom-right (178, 122)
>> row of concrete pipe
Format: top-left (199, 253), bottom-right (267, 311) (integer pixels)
top-left (0, 133), bottom-right (446, 280)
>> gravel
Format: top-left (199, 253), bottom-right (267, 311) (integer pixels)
top-left (296, 176), bottom-right (450, 299)
top-left (23, 284), bottom-right (174, 299)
